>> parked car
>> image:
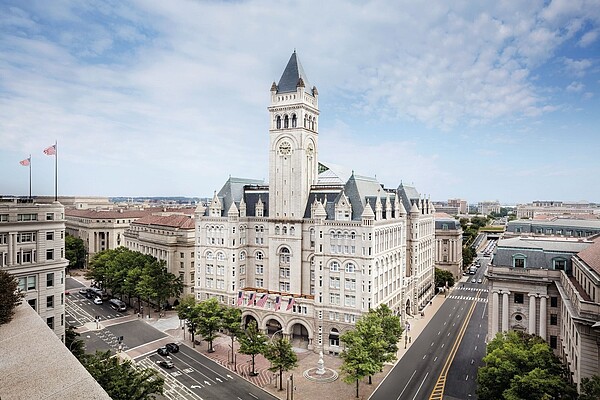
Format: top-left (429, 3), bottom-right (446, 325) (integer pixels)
top-left (477, 278), bottom-right (483, 284)
top-left (108, 298), bottom-right (126, 312)
top-left (471, 278), bottom-right (476, 283)
top-left (165, 343), bottom-right (179, 353)
top-left (157, 347), bottom-right (169, 356)
top-left (157, 360), bottom-right (174, 369)
top-left (93, 297), bottom-right (103, 305)
top-left (79, 287), bottom-right (89, 295)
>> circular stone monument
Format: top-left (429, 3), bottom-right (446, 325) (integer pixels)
top-left (303, 351), bottom-right (339, 383)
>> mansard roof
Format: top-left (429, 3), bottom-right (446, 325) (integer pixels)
top-left (277, 51), bottom-right (312, 94)
top-left (207, 177), bottom-right (265, 217)
top-left (397, 182), bottom-right (421, 212)
top-left (303, 188), bottom-right (343, 219)
top-left (577, 236), bottom-right (600, 275)
top-left (343, 174), bottom-right (386, 220)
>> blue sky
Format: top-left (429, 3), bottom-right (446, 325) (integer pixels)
top-left (1, 0), bottom-right (599, 205)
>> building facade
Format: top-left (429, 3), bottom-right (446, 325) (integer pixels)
top-left (477, 200), bottom-right (501, 215)
top-left (124, 214), bottom-right (197, 296)
top-left (0, 197), bottom-right (68, 340)
top-left (194, 52), bottom-right (436, 355)
top-left (486, 236), bottom-right (600, 391)
top-left (434, 213), bottom-right (463, 280)
top-left (516, 200), bottom-right (599, 219)
top-left (505, 218), bottom-right (600, 238)
top-left (448, 198), bottom-right (468, 215)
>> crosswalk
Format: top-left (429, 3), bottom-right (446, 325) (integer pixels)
top-left (447, 295), bottom-right (488, 303)
top-left (136, 358), bottom-right (204, 400)
top-left (455, 287), bottom-right (488, 293)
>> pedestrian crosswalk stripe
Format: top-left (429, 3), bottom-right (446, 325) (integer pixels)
top-left (448, 295), bottom-right (488, 303)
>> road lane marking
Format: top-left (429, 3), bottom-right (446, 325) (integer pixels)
top-left (412, 371), bottom-right (429, 400)
top-left (396, 370), bottom-right (416, 400)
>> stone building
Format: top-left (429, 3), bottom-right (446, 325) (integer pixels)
top-left (434, 212), bottom-right (463, 280)
top-left (0, 197), bottom-right (69, 340)
top-left (194, 52), bottom-right (436, 354)
top-left (486, 235), bottom-right (600, 391)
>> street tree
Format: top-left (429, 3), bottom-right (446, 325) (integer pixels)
top-left (194, 298), bottom-right (223, 352)
top-left (175, 295), bottom-right (198, 345)
top-left (65, 324), bottom-right (85, 360)
top-left (82, 350), bottom-right (164, 400)
top-left (340, 328), bottom-right (382, 398)
top-left (0, 269), bottom-right (23, 326)
top-left (65, 234), bottom-right (86, 270)
top-left (369, 304), bottom-right (403, 364)
top-left (264, 336), bottom-right (298, 391)
top-left (221, 305), bottom-right (242, 363)
top-left (435, 268), bottom-right (455, 289)
top-left (580, 375), bottom-right (600, 400)
top-left (477, 331), bottom-right (576, 400)
top-left (238, 320), bottom-right (268, 376)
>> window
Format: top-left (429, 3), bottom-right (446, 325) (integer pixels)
top-left (206, 278), bottom-right (214, 288)
top-left (344, 295), bottom-right (356, 307)
top-left (256, 264), bottom-right (264, 274)
top-left (216, 265), bottom-right (225, 276)
top-left (46, 213), bottom-right (54, 221)
top-left (280, 282), bottom-right (290, 292)
top-left (46, 249), bottom-right (54, 261)
top-left (550, 296), bottom-right (558, 307)
top-left (550, 335), bottom-right (557, 349)
top-left (329, 277), bottom-right (340, 289)
top-left (329, 293), bottom-right (340, 305)
top-left (280, 267), bottom-right (290, 278)
top-left (345, 278), bottom-right (356, 290)
top-left (47, 295), bottom-right (54, 309)
top-left (345, 263), bottom-right (356, 273)
top-left (180, 252), bottom-right (184, 258)
top-left (47, 317), bottom-right (54, 330)
top-left (46, 273), bottom-right (54, 287)
top-left (17, 213), bottom-right (37, 221)
top-left (554, 259), bottom-right (566, 270)
top-left (255, 278), bottom-right (264, 288)
top-left (514, 257), bottom-right (525, 268)
top-left (330, 261), bottom-right (339, 272)
top-left (46, 231), bottom-right (54, 241)
top-left (0, 214), bottom-right (8, 222)
top-left (216, 279), bottom-right (225, 289)
top-left (206, 264), bottom-right (214, 274)
top-left (550, 314), bottom-right (558, 325)
top-left (514, 293), bottom-right (524, 304)
top-left (27, 276), bottom-right (36, 290)
top-left (256, 251), bottom-right (264, 260)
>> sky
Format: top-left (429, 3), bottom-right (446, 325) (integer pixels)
top-left (1, 0), bottom-right (599, 205)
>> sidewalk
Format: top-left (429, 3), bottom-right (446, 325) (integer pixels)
top-left (129, 292), bottom-right (449, 400)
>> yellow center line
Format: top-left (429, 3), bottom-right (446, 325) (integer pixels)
top-left (428, 291), bottom-right (481, 400)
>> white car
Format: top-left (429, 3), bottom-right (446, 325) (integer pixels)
top-left (93, 297), bottom-right (103, 305)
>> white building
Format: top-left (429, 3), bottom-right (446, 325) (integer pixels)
top-left (0, 197), bottom-right (69, 340)
top-left (478, 200), bottom-right (501, 215)
top-left (194, 52), bottom-right (436, 354)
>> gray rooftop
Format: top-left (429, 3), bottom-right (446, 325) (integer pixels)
top-left (497, 237), bottom-right (592, 253)
top-left (277, 51), bottom-right (312, 94)
top-left (0, 304), bottom-right (111, 400)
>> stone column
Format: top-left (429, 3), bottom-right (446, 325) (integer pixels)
top-left (528, 294), bottom-right (537, 334)
top-left (502, 291), bottom-right (510, 332)
top-left (539, 296), bottom-right (547, 339)
top-left (491, 291), bottom-right (499, 336)
top-left (7, 232), bottom-right (15, 266)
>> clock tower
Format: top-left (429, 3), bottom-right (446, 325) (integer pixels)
top-left (268, 51), bottom-right (319, 219)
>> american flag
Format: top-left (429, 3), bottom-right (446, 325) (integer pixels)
top-left (274, 296), bottom-right (281, 311)
top-left (236, 291), bottom-right (244, 306)
top-left (256, 294), bottom-right (268, 307)
top-left (286, 297), bottom-right (295, 311)
top-left (20, 157), bottom-right (30, 166)
top-left (247, 292), bottom-right (255, 306)
top-left (43, 144), bottom-right (56, 156)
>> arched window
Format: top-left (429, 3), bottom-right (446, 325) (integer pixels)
top-left (330, 261), bottom-right (340, 272)
top-left (291, 114), bottom-right (297, 127)
top-left (283, 226), bottom-right (287, 235)
top-left (279, 247), bottom-right (290, 264)
top-left (329, 328), bottom-right (340, 346)
top-left (256, 251), bottom-right (264, 260)
top-left (304, 115), bottom-right (307, 128)
top-left (205, 251), bottom-right (214, 260)
top-left (275, 226), bottom-right (280, 235)
top-left (512, 254), bottom-right (527, 268)
top-left (345, 262), bottom-right (356, 273)
top-left (216, 252), bottom-right (225, 261)
top-left (284, 115), bottom-right (289, 128)
top-left (290, 226), bottom-right (295, 235)
top-left (239, 251), bottom-right (246, 261)
top-left (276, 115), bottom-right (281, 129)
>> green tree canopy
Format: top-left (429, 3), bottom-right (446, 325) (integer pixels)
top-left (82, 350), bottom-right (164, 400)
top-left (477, 331), bottom-right (576, 400)
top-left (221, 305), bottom-right (242, 363)
top-left (340, 327), bottom-right (382, 398)
top-left (238, 320), bottom-right (268, 376)
top-left (580, 375), bottom-right (600, 400)
top-left (65, 234), bottom-right (86, 270)
top-left (193, 297), bottom-right (224, 352)
top-left (65, 324), bottom-right (85, 360)
top-left (0, 270), bottom-right (23, 326)
top-left (435, 267), bottom-right (455, 289)
top-left (264, 336), bottom-right (298, 390)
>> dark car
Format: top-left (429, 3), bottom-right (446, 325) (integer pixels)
top-left (78, 287), bottom-right (88, 295)
top-left (157, 347), bottom-right (169, 356)
top-left (165, 343), bottom-right (179, 353)
top-left (157, 360), bottom-right (174, 369)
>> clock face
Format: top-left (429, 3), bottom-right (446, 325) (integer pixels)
top-left (279, 141), bottom-right (292, 155)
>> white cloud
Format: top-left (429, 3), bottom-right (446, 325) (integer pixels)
top-left (566, 81), bottom-right (584, 92)
top-left (563, 58), bottom-right (593, 77)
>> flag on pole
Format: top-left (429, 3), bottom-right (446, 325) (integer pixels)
top-left (256, 294), bottom-right (268, 307)
top-left (274, 296), bottom-right (281, 311)
top-left (286, 297), bottom-right (295, 311)
top-left (43, 144), bottom-right (56, 156)
top-left (20, 157), bottom-right (31, 166)
top-left (247, 292), bottom-right (255, 306)
top-left (236, 291), bottom-right (244, 306)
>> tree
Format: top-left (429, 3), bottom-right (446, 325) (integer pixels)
top-left (580, 375), bottom-right (600, 400)
top-left (137, 259), bottom-right (183, 314)
top-left (221, 306), bottom-right (242, 363)
top-left (0, 270), bottom-right (23, 326)
top-left (175, 295), bottom-right (199, 346)
top-left (82, 350), bottom-right (164, 400)
top-left (477, 331), bottom-right (576, 400)
top-left (65, 234), bottom-right (86, 270)
top-left (435, 267), bottom-right (455, 289)
top-left (65, 324), bottom-right (85, 360)
top-left (340, 328), bottom-right (382, 398)
top-left (194, 298), bottom-right (223, 352)
top-left (264, 336), bottom-right (298, 390)
top-left (238, 320), bottom-right (268, 376)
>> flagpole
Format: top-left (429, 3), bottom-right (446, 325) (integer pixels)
top-left (54, 141), bottom-right (57, 202)
top-left (29, 154), bottom-right (32, 199)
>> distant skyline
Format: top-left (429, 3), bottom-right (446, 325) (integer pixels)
top-left (1, 1), bottom-right (599, 205)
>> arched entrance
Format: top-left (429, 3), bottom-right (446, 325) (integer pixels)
top-left (243, 314), bottom-right (258, 329)
top-left (290, 322), bottom-right (309, 349)
top-left (329, 328), bottom-right (340, 347)
top-left (265, 318), bottom-right (283, 336)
